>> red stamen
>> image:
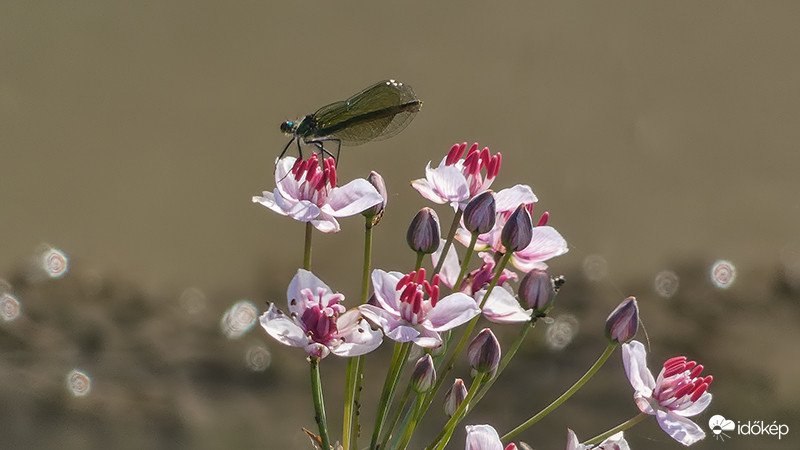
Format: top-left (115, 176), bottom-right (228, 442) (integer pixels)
top-left (412, 291), bottom-right (423, 314)
top-left (479, 147), bottom-right (490, 168)
top-left (537, 211), bottom-right (549, 227)
top-left (703, 375), bottom-right (713, 386)
top-left (397, 272), bottom-right (413, 290)
top-left (463, 150), bottom-right (478, 174)
top-left (416, 268), bottom-right (426, 284)
top-left (664, 356), bottom-right (687, 368)
top-left (400, 284), bottom-right (416, 304)
top-left (673, 382), bottom-right (695, 399)
top-left (430, 285), bottom-right (440, 306)
top-left (690, 383), bottom-right (709, 402)
top-left (490, 153), bottom-right (502, 177)
top-left (294, 159), bottom-right (308, 181)
top-left (327, 160), bottom-right (337, 188)
top-left (689, 364), bottom-right (704, 379)
top-left (446, 143), bottom-right (465, 165)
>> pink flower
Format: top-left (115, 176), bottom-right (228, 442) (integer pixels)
top-left (359, 269), bottom-right (480, 348)
top-left (412, 142), bottom-right (502, 210)
top-left (465, 425), bottom-right (517, 450)
top-left (566, 429), bottom-right (629, 450)
top-left (622, 340), bottom-right (713, 446)
top-left (454, 185), bottom-right (568, 272)
top-left (252, 155), bottom-right (383, 233)
top-left (259, 269), bottom-right (382, 358)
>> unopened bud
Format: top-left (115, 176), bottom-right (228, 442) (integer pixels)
top-left (407, 207), bottom-right (441, 254)
top-left (467, 328), bottom-right (501, 376)
top-left (410, 354), bottom-right (436, 393)
top-left (444, 378), bottom-right (468, 417)
top-left (518, 269), bottom-right (558, 316)
top-left (500, 205), bottom-right (533, 252)
top-left (362, 171), bottom-right (388, 227)
top-left (605, 296), bottom-right (639, 344)
top-left (463, 191), bottom-right (496, 234)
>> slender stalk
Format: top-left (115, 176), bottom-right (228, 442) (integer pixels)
top-left (453, 233), bottom-right (479, 290)
top-left (501, 343), bottom-right (619, 441)
top-left (396, 393), bottom-right (426, 450)
top-left (369, 342), bottom-right (412, 450)
top-left (303, 221), bottom-right (313, 270)
top-left (344, 222), bottom-right (375, 449)
top-left (427, 372), bottom-right (487, 450)
top-left (309, 357), bottom-right (331, 450)
top-left (380, 382), bottom-right (413, 449)
top-left (433, 209), bottom-right (463, 276)
top-left (584, 413), bottom-right (648, 446)
top-left (415, 251), bottom-right (425, 272)
top-left (470, 319), bottom-right (536, 409)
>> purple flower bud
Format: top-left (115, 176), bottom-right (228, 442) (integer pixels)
top-left (362, 171), bottom-right (388, 227)
top-left (410, 354), bottom-right (436, 393)
top-left (605, 296), bottom-right (639, 344)
top-left (444, 378), bottom-right (468, 417)
top-left (407, 207), bottom-right (441, 254)
top-left (500, 204), bottom-right (533, 252)
top-left (467, 328), bottom-right (501, 375)
top-left (518, 269), bottom-right (558, 316)
top-left (463, 191), bottom-right (496, 234)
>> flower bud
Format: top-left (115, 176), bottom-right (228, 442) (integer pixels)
top-left (407, 207), bottom-right (441, 254)
top-left (605, 296), bottom-right (639, 344)
top-left (443, 378), bottom-right (468, 417)
top-left (500, 204), bottom-right (532, 252)
top-left (362, 171), bottom-right (388, 227)
top-left (463, 191), bottom-right (496, 234)
top-left (518, 269), bottom-right (558, 316)
top-left (410, 354), bottom-right (436, 393)
top-left (467, 328), bottom-right (501, 376)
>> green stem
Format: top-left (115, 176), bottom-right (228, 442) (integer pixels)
top-left (369, 342), bottom-right (412, 449)
top-left (396, 393), bottom-right (426, 450)
top-left (380, 382), bottom-right (413, 449)
top-left (584, 413), bottom-right (648, 446)
top-left (453, 233), bottom-right (479, 290)
top-left (303, 221), bottom-right (313, 270)
top-left (501, 342), bottom-right (619, 442)
top-left (433, 209), bottom-right (463, 276)
top-left (309, 357), bottom-right (331, 450)
top-left (361, 225), bottom-right (374, 303)
top-left (342, 356), bottom-right (360, 450)
top-left (428, 372), bottom-right (487, 450)
top-left (471, 319), bottom-right (536, 409)
top-left (415, 251), bottom-right (425, 272)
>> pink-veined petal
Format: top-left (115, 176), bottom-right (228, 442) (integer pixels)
top-left (465, 424), bottom-right (504, 450)
top-left (423, 292), bottom-right (480, 332)
top-left (286, 269), bottom-right (335, 314)
top-left (413, 326), bottom-right (443, 348)
top-left (493, 184), bottom-right (537, 211)
top-left (432, 239), bottom-right (461, 289)
top-left (622, 341), bottom-right (656, 396)
top-left (304, 342), bottom-right (330, 359)
top-left (477, 288), bottom-right (532, 323)
top-left (654, 409), bottom-right (706, 446)
top-left (322, 179), bottom-right (383, 217)
top-left (275, 193), bottom-right (321, 222)
top-left (371, 269), bottom-right (404, 314)
top-left (565, 429), bottom-right (584, 450)
top-left (330, 309), bottom-right (383, 357)
top-left (411, 178), bottom-right (449, 204)
top-left (252, 191), bottom-right (291, 216)
top-left (423, 163), bottom-right (470, 203)
top-left (259, 305), bottom-right (309, 348)
top-left (511, 226), bottom-right (569, 271)
top-left (274, 157), bottom-right (302, 199)
top-left (311, 211), bottom-right (341, 233)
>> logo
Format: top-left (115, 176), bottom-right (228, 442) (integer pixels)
top-left (708, 414), bottom-right (790, 442)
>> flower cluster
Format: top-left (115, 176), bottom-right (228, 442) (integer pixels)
top-left (251, 142), bottom-right (714, 450)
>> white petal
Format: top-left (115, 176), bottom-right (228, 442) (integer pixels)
top-left (622, 341), bottom-right (656, 395)
top-left (511, 226), bottom-right (569, 271)
top-left (252, 191), bottom-right (289, 216)
top-left (674, 392), bottom-right (712, 417)
top-left (259, 306), bottom-right (309, 348)
top-left (275, 193), bottom-right (321, 222)
top-left (423, 293), bottom-right (481, 332)
top-left (465, 424), bottom-right (504, 450)
top-left (330, 310), bottom-right (383, 357)
top-left (597, 432), bottom-right (630, 450)
top-left (431, 239), bottom-right (461, 289)
top-left (565, 429), bottom-right (585, 450)
top-left (371, 269), bottom-right (403, 314)
top-left (411, 178), bottom-right (448, 204)
top-left (477, 288), bottom-right (532, 323)
top-left (426, 164), bottom-right (470, 202)
top-left (321, 179), bottom-right (383, 217)
top-left (494, 184), bottom-right (537, 211)
top-left (311, 212), bottom-right (341, 233)
top-left (413, 327), bottom-right (443, 348)
top-left (287, 269), bottom-right (334, 314)
top-left (655, 409), bottom-right (706, 446)
top-left (358, 304), bottom-right (401, 332)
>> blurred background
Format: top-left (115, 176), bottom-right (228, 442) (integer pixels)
top-left (1, 2), bottom-right (798, 449)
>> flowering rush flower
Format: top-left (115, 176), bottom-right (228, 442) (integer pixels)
top-left (622, 340), bottom-right (713, 446)
top-left (359, 269), bottom-right (480, 348)
top-left (259, 269), bottom-right (382, 359)
top-left (411, 142), bottom-right (502, 210)
top-left (252, 154), bottom-right (383, 233)
top-left (454, 185), bottom-right (568, 272)
top-left (566, 429), bottom-right (629, 450)
top-left (464, 424), bottom-right (517, 450)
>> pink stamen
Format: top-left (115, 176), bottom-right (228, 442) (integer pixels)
top-left (689, 364), bottom-right (704, 379)
top-left (489, 153), bottom-right (502, 177)
top-left (397, 272), bottom-right (413, 290)
top-left (293, 159), bottom-right (307, 181)
top-left (400, 284), bottom-right (416, 304)
top-left (326, 159), bottom-right (337, 188)
top-left (537, 212), bottom-right (549, 227)
top-left (416, 268), bottom-right (426, 284)
top-left (412, 291), bottom-right (423, 314)
top-left (690, 383), bottom-right (709, 402)
top-left (446, 143), bottom-right (466, 165)
top-left (479, 147), bottom-right (490, 168)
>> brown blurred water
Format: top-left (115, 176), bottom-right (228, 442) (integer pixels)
top-left (1, 2), bottom-right (799, 449)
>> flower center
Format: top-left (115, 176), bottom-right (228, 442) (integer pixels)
top-left (298, 287), bottom-right (345, 344)
top-left (444, 143), bottom-right (502, 196)
top-left (654, 355), bottom-right (714, 410)
top-left (395, 269), bottom-right (440, 325)
top-left (290, 154), bottom-right (338, 203)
